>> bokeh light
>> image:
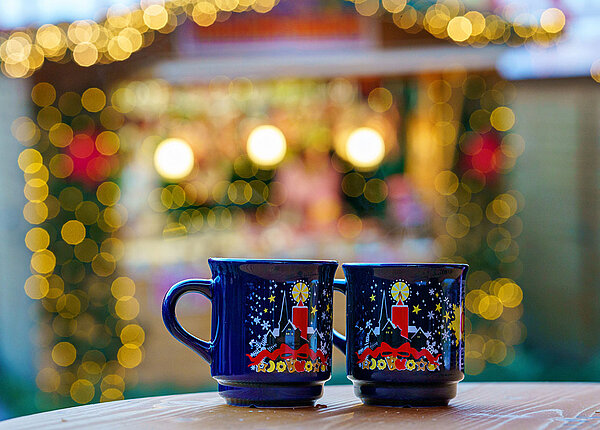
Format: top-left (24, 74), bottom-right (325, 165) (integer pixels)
top-left (246, 125), bottom-right (287, 168)
top-left (153, 138), bottom-right (195, 181)
top-left (345, 127), bottom-right (385, 170)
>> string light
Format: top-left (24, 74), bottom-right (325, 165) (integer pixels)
top-left (19, 85), bottom-right (144, 407)
top-left (0, 1), bottom-right (566, 79)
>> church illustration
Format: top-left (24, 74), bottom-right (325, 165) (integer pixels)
top-left (365, 285), bottom-right (430, 350)
top-left (264, 293), bottom-right (319, 352)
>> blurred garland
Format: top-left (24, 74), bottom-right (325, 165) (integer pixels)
top-left (430, 73), bottom-right (526, 375)
top-left (15, 83), bottom-right (143, 408)
top-left (0, 0), bottom-right (565, 78)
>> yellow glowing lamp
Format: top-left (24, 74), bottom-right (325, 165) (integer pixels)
top-left (153, 138), bottom-right (194, 181)
top-left (345, 127), bottom-right (385, 170)
top-left (391, 281), bottom-right (409, 304)
top-left (292, 282), bottom-right (309, 304)
top-left (246, 125), bottom-right (286, 168)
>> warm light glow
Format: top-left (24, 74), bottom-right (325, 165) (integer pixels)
top-left (447, 16), bottom-right (473, 42)
top-left (540, 8), bottom-right (566, 34)
top-left (345, 127), bottom-right (385, 170)
top-left (153, 138), bottom-right (195, 180)
top-left (246, 125), bottom-right (287, 168)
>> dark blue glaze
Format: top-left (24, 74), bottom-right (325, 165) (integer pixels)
top-left (333, 263), bottom-right (468, 406)
top-left (162, 258), bottom-right (338, 407)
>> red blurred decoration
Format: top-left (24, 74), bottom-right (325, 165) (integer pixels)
top-left (460, 132), bottom-right (503, 183)
top-left (67, 132), bottom-right (117, 187)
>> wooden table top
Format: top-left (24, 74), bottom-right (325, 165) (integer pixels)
top-left (3, 383), bottom-right (600, 429)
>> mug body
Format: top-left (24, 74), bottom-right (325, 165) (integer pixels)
top-left (209, 258), bottom-right (337, 407)
top-left (342, 263), bottom-right (467, 406)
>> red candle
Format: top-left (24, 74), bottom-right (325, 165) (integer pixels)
top-left (292, 305), bottom-right (308, 339)
top-left (391, 304), bottom-right (409, 338)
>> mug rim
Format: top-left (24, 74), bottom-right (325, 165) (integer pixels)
top-left (342, 262), bottom-right (468, 269)
top-left (209, 257), bottom-right (338, 265)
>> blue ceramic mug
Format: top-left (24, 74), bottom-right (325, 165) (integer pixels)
top-left (162, 258), bottom-right (338, 407)
top-left (333, 263), bottom-right (468, 406)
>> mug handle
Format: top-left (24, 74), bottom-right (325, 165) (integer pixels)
top-left (332, 279), bottom-right (347, 353)
top-left (162, 279), bottom-right (213, 364)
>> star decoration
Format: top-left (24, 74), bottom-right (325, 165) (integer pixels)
top-left (412, 305), bottom-right (421, 314)
top-left (370, 294), bottom-right (376, 302)
top-left (326, 304), bottom-right (330, 312)
top-left (444, 311), bottom-right (451, 321)
top-left (263, 308), bottom-right (268, 313)
top-left (268, 295), bottom-right (275, 303)
top-left (435, 303), bottom-right (442, 312)
top-left (311, 306), bottom-right (317, 315)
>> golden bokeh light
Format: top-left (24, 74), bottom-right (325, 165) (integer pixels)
top-left (31, 249), bottom-right (56, 274)
top-left (111, 277), bottom-right (136, 299)
top-left (74, 238), bottom-right (99, 262)
top-left (36, 368), bottom-right (60, 393)
top-left (57, 293), bottom-right (82, 319)
top-left (120, 324), bottom-right (145, 347)
top-left (52, 341), bottom-right (77, 367)
top-left (70, 379), bottom-right (95, 404)
top-left (95, 131), bottom-right (120, 155)
top-left (345, 127), bottom-right (385, 170)
top-left (434, 170), bottom-right (459, 195)
top-left (75, 201), bottom-right (100, 225)
top-left (31, 82), bottom-right (56, 107)
top-left (18, 148), bottom-right (42, 171)
top-left (23, 201), bottom-right (48, 224)
top-left (364, 178), bottom-right (388, 203)
top-left (355, 0), bottom-right (379, 16)
top-left (58, 92), bottom-right (83, 117)
top-left (81, 88), bottom-right (106, 112)
top-left (143, 4), bottom-right (169, 30)
top-left (37, 106), bottom-right (61, 130)
top-left (382, 0), bottom-right (406, 13)
top-left (61, 220), bottom-right (86, 245)
top-left (49, 123), bottom-right (74, 147)
top-left (193, 2), bottom-right (218, 27)
top-left (447, 16), bottom-right (473, 42)
top-left (246, 125), bottom-right (287, 168)
top-left (92, 252), bottom-right (116, 277)
top-left (368, 87), bottom-right (393, 112)
top-left (115, 296), bottom-right (140, 320)
top-left (11, 116), bottom-right (40, 146)
top-left (25, 227), bottom-right (50, 251)
top-left (24, 274), bottom-right (50, 299)
top-left (540, 8), bottom-right (566, 34)
top-left (117, 344), bottom-right (142, 368)
top-left (97, 181), bottom-right (121, 206)
top-left (73, 43), bottom-right (98, 67)
top-left (154, 138), bottom-right (195, 180)
top-left (490, 106), bottom-right (515, 131)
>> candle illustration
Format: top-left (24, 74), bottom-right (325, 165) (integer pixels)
top-left (292, 281), bottom-right (309, 339)
top-left (391, 281), bottom-right (410, 339)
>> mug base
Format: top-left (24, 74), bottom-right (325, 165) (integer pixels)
top-left (352, 380), bottom-right (458, 407)
top-left (217, 382), bottom-right (324, 408)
